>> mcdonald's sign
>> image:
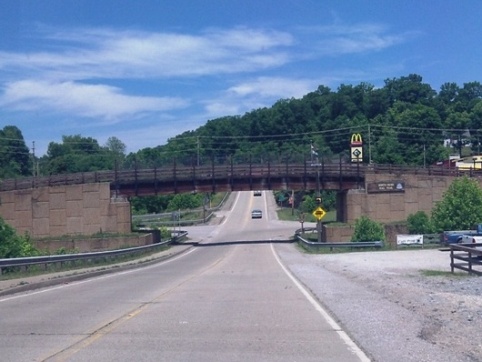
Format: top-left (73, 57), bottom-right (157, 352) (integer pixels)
top-left (351, 133), bottom-right (363, 146)
top-left (350, 133), bottom-right (363, 162)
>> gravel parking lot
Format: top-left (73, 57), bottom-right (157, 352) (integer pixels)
top-left (276, 246), bottom-right (482, 362)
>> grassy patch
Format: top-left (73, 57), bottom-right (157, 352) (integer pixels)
top-left (419, 269), bottom-right (467, 277)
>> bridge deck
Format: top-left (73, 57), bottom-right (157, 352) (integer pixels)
top-left (0, 162), bottom-right (473, 195)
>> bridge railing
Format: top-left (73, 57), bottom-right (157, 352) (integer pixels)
top-left (0, 161), bottom-right (477, 192)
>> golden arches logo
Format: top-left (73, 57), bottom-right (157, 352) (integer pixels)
top-left (351, 133), bottom-right (363, 145)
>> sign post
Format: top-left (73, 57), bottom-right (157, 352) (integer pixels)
top-left (350, 133), bottom-right (363, 163)
top-left (312, 207), bottom-right (326, 243)
top-left (299, 212), bottom-right (305, 234)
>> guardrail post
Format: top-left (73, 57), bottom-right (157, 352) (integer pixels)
top-left (450, 248), bottom-right (454, 273)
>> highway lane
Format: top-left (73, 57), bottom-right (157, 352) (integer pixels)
top-left (0, 191), bottom-right (369, 361)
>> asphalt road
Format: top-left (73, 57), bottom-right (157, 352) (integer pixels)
top-left (0, 191), bottom-right (369, 362)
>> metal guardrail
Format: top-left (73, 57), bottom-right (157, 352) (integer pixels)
top-left (134, 211), bottom-right (216, 227)
top-left (0, 231), bottom-right (188, 274)
top-left (295, 227), bottom-right (383, 250)
top-left (450, 243), bottom-right (482, 275)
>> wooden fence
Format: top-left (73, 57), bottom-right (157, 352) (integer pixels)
top-left (450, 243), bottom-right (482, 275)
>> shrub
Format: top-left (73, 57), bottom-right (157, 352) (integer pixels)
top-left (0, 217), bottom-right (39, 258)
top-left (407, 211), bottom-right (434, 234)
top-left (351, 216), bottom-right (385, 242)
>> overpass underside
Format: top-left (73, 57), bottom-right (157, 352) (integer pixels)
top-left (112, 173), bottom-right (364, 196)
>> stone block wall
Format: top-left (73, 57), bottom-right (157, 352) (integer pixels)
top-left (345, 172), bottom-right (458, 224)
top-left (0, 183), bottom-right (131, 238)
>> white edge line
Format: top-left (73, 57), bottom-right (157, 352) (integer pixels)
top-left (219, 191), bottom-right (240, 226)
top-left (0, 248), bottom-right (198, 303)
top-left (270, 244), bottom-right (371, 362)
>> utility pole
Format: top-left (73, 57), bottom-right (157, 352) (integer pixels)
top-left (291, 189), bottom-right (294, 216)
top-left (368, 124), bottom-right (372, 164)
top-left (310, 140), bottom-right (313, 165)
top-left (424, 144), bottom-right (426, 168)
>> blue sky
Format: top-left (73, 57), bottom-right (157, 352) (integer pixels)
top-left (1, 0), bottom-right (481, 156)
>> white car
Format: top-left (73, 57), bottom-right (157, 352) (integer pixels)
top-left (251, 209), bottom-right (262, 219)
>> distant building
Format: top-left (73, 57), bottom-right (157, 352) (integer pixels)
top-left (436, 155), bottom-right (482, 170)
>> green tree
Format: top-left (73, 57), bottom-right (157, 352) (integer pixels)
top-left (167, 193), bottom-right (203, 211)
top-left (105, 136), bottom-right (126, 166)
top-left (300, 195), bottom-right (317, 214)
top-left (0, 126), bottom-right (31, 178)
top-left (351, 216), bottom-right (385, 242)
top-left (431, 176), bottom-right (482, 231)
top-left (384, 74), bottom-right (436, 106)
top-left (131, 195), bottom-right (171, 214)
top-left (45, 134), bottom-right (125, 174)
top-left (0, 217), bottom-right (39, 258)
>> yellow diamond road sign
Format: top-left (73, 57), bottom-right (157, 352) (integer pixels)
top-left (312, 207), bottom-right (326, 221)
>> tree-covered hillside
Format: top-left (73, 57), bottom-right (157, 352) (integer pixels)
top-left (131, 74), bottom-right (482, 168)
top-left (1, 74), bottom-right (482, 177)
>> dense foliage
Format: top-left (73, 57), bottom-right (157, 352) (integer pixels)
top-left (351, 216), bottom-right (385, 242)
top-left (0, 217), bottom-right (39, 258)
top-left (133, 74), bottom-right (481, 168)
top-left (431, 176), bottom-right (482, 231)
top-left (406, 211), bottom-right (434, 234)
top-left (40, 135), bottom-right (126, 174)
top-left (274, 190), bottom-right (336, 212)
top-left (0, 126), bottom-right (31, 178)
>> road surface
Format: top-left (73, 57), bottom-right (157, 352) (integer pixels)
top-left (0, 191), bottom-right (368, 361)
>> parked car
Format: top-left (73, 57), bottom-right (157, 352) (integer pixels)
top-left (251, 209), bottom-right (262, 219)
top-left (253, 190), bottom-right (262, 196)
top-left (442, 224), bottom-right (482, 244)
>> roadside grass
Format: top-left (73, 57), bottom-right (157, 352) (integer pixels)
top-left (419, 269), bottom-right (469, 277)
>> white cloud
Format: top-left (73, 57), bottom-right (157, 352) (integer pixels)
top-left (0, 22), bottom-right (416, 155)
top-left (303, 23), bottom-right (412, 56)
top-left (228, 77), bottom-right (316, 99)
top-left (1, 80), bottom-right (188, 122)
top-left (0, 26), bottom-right (294, 81)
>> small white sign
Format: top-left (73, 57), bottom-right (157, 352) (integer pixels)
top-left (397, 234), bottom-right (423, 245)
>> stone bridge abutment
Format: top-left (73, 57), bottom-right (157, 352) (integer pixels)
top-left (0, 182), bottom-right (131, 238)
